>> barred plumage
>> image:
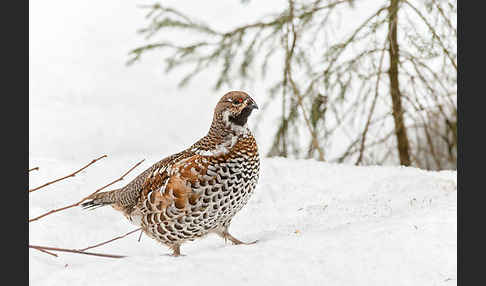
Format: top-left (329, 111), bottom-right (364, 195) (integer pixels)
top-left (82, 91), bottom-right (260, 256)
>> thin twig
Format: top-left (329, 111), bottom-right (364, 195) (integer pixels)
top-left (29, 155), bottom-right (108, 193)
top-left (284, 0), bottom-right (325, 161)
top-left (138, 229), bottom-right (143, 242)
top-left (30, 245), bottom-right (58, 257)
top-left (403, 0), bottom-right (457, 71)
top-left (29, 159), bottom-right (145, 223)
top-left (28, 167), bottom-right (40, 173)
top-left (29, 245), bottom-right (126, 259)
top-left (356, 26), bottom-right (389, 165)
top-left (78, 228), bottom-right (142, 252)
top-left (431, 0), bottom-right (456, 38)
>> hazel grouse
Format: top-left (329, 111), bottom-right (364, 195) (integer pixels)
top-left (82, 91), bottom-right (260, 256)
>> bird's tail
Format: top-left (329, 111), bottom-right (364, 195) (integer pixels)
top-left (81, 189), bottom-right (121, 210)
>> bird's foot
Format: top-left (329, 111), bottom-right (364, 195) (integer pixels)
top-left (221, 232), bottom-right (258, 245)
top-left (161, 253), bottom-right (185, 257)
top-left (232, 239), bottom-right (258, 245)
top-left (168, 244), bottom-right (183, 257)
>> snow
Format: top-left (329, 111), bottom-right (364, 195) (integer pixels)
top-left (29, 156), bottom-right (456, 286)
top-left (29, 1), bottom-right (456, 285)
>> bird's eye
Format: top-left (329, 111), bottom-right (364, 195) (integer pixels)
top-left (233, 98), bottom-right (243, 104)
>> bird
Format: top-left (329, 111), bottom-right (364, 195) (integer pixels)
top-left (81, 91), bottom-right (260, 256)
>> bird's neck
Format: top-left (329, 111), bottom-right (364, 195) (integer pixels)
top-left (190, 114), bottom-right (250, 156)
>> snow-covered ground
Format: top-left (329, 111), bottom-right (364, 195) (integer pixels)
top-left (29, 156), bottom-right (456, 286)
top-left (29, 1), bottom-right (456, 285)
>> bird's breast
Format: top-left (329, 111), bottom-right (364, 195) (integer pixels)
top-left (137, 134), bottom-right (260, 243)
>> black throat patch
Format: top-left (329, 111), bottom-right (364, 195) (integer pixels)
top-left (229, 106), bottom-right (254, 126)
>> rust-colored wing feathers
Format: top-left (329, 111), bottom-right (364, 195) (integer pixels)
top-left (139, 154), bottom-right (210, 220)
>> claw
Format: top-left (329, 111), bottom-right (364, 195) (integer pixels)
top-left (220, 231), bottom-right (256, 245)
top-left (231, 239), bottom-right (258, 245)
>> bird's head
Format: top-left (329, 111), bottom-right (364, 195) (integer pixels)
top-left (214, 91), bottom-right (259, 131)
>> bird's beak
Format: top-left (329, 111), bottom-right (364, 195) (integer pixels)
top-left (248, 99), bottom-right (259, 110)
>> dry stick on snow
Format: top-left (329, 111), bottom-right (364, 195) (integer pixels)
top-left (78, 228), bottom-right (142, 252)
top-left (138, 229), bottom-right (143, 242)
top-left (28, 159), bottom-right (145, 223)
top-left (28, 167), bottom-right (40, 173)
top-left (30, 245), bottom-right (58, 257)
top-left (29, 155), bottom-right (108, 193)
top-left (29, 245), bottom-right (126, 259)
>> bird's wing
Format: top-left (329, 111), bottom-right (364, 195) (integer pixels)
top-left (112, 150), bottom-right (189, 210)
top-left (137, 152), bottom-right (215, 222)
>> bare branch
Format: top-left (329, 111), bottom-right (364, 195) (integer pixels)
top-left (403, 0), bottom-right (457, 71)
top-left (29, 155), bottom-right (108, 193)
top-left (77, 228), bottom-right (142, 252)
top-left (431, 0), bottom-right (456, 38)
top-left (29, 245), bottom-right (58, 257)
top-left (28, 167), bottom-right (40, 173)
top-left (29, 245), bottom-right (126, 259)
top-left (284, 0), bottom-right (325, 160)
top-left (356, 38), bottom-right (387, 165)
top-left (321, 6), bottom-right (388, 76)
top-left (29, 159), bottom-right (145, 223)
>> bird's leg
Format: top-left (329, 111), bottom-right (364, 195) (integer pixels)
top-left (216, 228), bottom-right (257, 245)
top-left (169, 244), bottom-right (182, 256)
